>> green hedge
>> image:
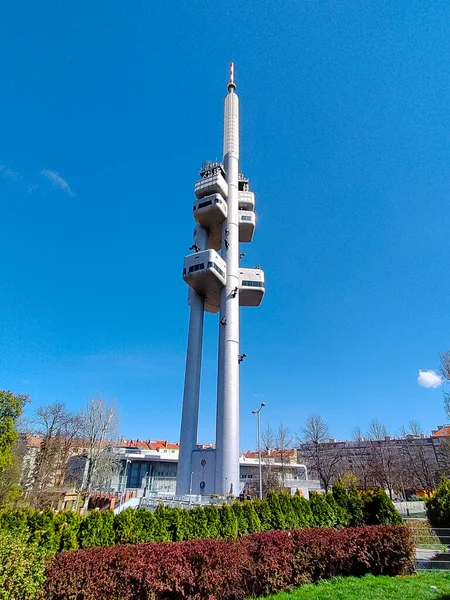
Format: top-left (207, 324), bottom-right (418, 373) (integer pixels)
top-left (0, 487), bottom-right (401, 552)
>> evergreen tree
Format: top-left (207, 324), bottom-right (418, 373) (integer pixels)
top-left (78, 510), bottom-right (115, 548)
top-left (134, 507), bottom-right (155, 542)
top-left (0, 507), bottom-right (28, 535)
top-left (277, 492), bottom-right (298, 529)
top-left (426, 478), bottom-right (450, 527)
top-left (219, 504), bottom-right (238, 539)
top-left (363, 489), bottom-right (402, 526)
top-left (204, 505), bottom-right (221, 538)
top-left (347, 485), bottom-right (364, 526)
top-left (242, 500), bottom-right (262, 533)
top-left (231, 502), bottom-right (249, 536)
top-left (332, 479), bottom-right (364, 527)
top-left (290, 493), bottom-right (313, 528)
top-left (0, 391), bottom-right (28, 507)
top-left (114, 508), bottom-right (138, 544)
top-left (167, 507), bottom-right (185, 541)
top-left (189, 506), bottom-right (210, 539)
top-left (54, 511), bottom-right (81, 551)
top-left (27, 506), bottom-right (58, 552)
top-left (0, 391), bottom-right (28, 471)
top-left (332, 480), bottom-right (349, 509)
top-left (253, 499), bottom-right (273, 531)
top-left (152, 505), bottom-right (172, 542)
top-left (324, 493), bottom-right (348, 527)
top-left (309, 492), bottom-right (336, 528)
top-left (266, 490), bottom-right (286, 529)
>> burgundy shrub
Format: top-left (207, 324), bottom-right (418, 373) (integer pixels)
top-left (45, 525), bottom-right (414, 600)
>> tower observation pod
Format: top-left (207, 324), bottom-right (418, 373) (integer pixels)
top-left (176, 64), bottom-right (266, 497)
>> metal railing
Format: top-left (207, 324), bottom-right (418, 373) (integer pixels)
top-left (406, 520), bottom-right (450, 570)
top-left (139, 493), bottom-right (233, 510)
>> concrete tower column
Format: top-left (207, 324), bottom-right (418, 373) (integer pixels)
top-left (215, 68), bottom-right (240, 495)
top-left (176, 226), bottom-right (208, 496)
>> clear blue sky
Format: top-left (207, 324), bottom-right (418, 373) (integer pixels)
top-left (1, 0), bottom-right (449, 449)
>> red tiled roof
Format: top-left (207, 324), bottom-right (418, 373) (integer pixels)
top-left (432, 427), bottom-right (450, 437)
top-left (120, 439), bottom-right (179, 450)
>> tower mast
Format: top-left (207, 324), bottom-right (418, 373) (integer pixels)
top-left (215, 63), bottom-right (241, 495)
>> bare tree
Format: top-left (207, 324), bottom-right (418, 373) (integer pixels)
top-left (400, 420), bottom-right (438, 493)
top-left (249, 424), bottom-right (285, 497)
top-left (348, 427), bottom-right (371, 490)
top-left (275, 423), bottom-right (293, 487)
top-left (366, 419), bottom-right (402, 498)
top-left (28, 402), bottom-right (79, 506)
top-left (78, 397), bottom-right (119, 511)
top-left (440, 351), bottom-right (450, 383)
top-left (298, 415), bottom-right (344, 492)
top-left (435, 352), bottom-right (450, 477)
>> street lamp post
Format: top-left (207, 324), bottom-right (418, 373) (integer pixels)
top-left (119, 459), bottom-right (131, 509)
top-left (189, 471), bottom-right (193, 507)
top-left (252, 402), bottom-right (266, 500)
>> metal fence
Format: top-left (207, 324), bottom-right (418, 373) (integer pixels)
top-left (406, 520), bottom-right (450, 570)
top-left (394, 501), bottom-right (426, 518)
top-left (139, 493), bottom-right (233, 511)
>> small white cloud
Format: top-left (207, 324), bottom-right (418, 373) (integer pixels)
top-left (418, 369), bottom-right (443, 389)
top-left (0, 164), bottom-right (20, 181)
top-left (41, 169), bottom-right (74, 196)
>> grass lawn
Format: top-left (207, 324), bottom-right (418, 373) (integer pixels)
top-left (257, 573), bottom-right (450, 600)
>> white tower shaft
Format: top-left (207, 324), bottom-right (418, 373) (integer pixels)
top-left (215, 83), bottom-right (240, 495)
top-left (176, 227), bottom-right (208, 496)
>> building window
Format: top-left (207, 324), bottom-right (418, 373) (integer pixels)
top-left (188, 263), bottom-right (205, 274)
top-left (207, 261), bottom-right (225, 278)
top-left (241, 280), bottom-right (264, 288)
top-left (198, 199), bottom-right (213, 209)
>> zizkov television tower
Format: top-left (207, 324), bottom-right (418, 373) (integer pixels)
top-left (177, 64), bottom-right (265, 496)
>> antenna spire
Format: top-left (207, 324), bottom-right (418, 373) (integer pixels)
top-left (228, 62), bottom-right (236, 92)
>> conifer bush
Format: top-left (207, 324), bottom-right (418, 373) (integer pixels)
top-left (152, 505), bottom-right (172, 542)
top-left (309, 492), bottom-right (336, 527)
top-left (278, 491), bottom-right (299, 529)
top-left (266, 490), bottom-right (286, 529)
top-left (54, 511), bottom-right (81, 551)
top-left (290, 493), bottom-right (313, 527)
top-left (219, 504), bottom-right (238, 538)
top-left (253, 498), bottom-right (273, 531)
top-left (332, 480), bottom-right (364, 527)
top-left (204, 504), bottom-right (221, 538)
top-left (189, 506), bottom-right (210, 539)
top-left (114, 507), bottom-right (141, 544)
top-left (324, 492), bottom-right (348, 527)
top-left (363, 489), bottom-right (403, 526)
top-left (134, 506), bottom-right (156, 542)
top-left (426, 477), bottom-right (450, 527)
top-left (79, 509), bottom-right (115, 548)
top-left (242, 500), bottom-right (262, 533)
top-left (232, 501), bottom-right (249, 536)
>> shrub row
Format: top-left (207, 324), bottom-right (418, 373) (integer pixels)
top-left (44, 525), bottom-right (414, 600)
top-left (0, 487), bottom-right (401, 552)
